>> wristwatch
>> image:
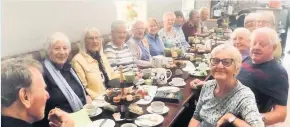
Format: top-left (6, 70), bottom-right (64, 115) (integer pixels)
top-left (228, 116), bottom-right (236, 123)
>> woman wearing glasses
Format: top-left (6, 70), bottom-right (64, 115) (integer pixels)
top-left (72, 27), bottom-right (118, 99)
top-left (188, 44), bottom-right (264, 127)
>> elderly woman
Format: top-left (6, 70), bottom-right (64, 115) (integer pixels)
top-left (188, 44), bottom-right (264, 127)
top-left (231, 28), bottom-right (251, 61)
top-left (145, 18), bottom-right (164, 56)
top-left (72, 28), bottom-right (119, 99)
top-left (256, 12), bottom-right (282, 59)
top-left (104, 20), bottom-right (138, 73)
top-left (159, 12), bottom-right (190, 52)
top-left (127, 20), bottom-right (152, 67)
top-left (34, 32), bottom-right (89, 127)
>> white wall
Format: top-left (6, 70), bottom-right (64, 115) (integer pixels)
top-left (1, 0), bottom-right (182, 57)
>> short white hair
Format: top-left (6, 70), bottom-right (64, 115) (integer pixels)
top-left (231, 27), bottom-right (251, 40)
top-left (131, 20), bottom-right (145, 30)
top-left (111, 20), bottom-right (126, 32)
top-left (258, 11), bottom-right (276, 28)
top-left (244, 12), bottom-right (260, 23)
top-left (79, 27), bottom-right (102, 53)
top-left (250, 27), bottom-right (279, 46)
top-left (162, 12), bottom-right (176, 21)
top-left (210, 44), bottom-right (242, 76)
top-left (44, 32), bottom-right (71, 54)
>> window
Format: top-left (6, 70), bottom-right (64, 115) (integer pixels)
top-left (115, 0), bottom-right (147, 30)
top-left (182, 0), bottom-right (195, 19)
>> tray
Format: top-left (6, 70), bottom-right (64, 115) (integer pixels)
top-left (153, 91), bottom-right (182, 103)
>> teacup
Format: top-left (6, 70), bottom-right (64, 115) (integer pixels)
top-left (83, 104), bottom-right (97, 116)
top-left (121, 123), bottom-right (137, 127)
top-left (171, 77), bottom-right (184, 86)
top-left (124, 72), bottom-right (135, 83)
top-left (142, 69), bottom-right (152, 79)
top-left (150, 101), bottom-right (165, 113)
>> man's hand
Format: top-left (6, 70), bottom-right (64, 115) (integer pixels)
top-left (216, 113), bottom-right (235, 127)
top-left (48, 108), bottom-right (75, 127)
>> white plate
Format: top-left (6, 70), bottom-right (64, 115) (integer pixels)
top-left (157, 86), bottom-right (180, 92)
top-left (134, 114), bottom-right (164, 127)
top-left (169, 81), bottom-right (186, 87)
top-left (88, 108), bottom-right (103, 117)
top-left (136, 85), bottom-right (157, 105)
top-left (86, 119), bottom-right (115, 127)
top-left (146, 106), bottom-right (169, 115)
top-left (92, 99), bottom-right (109, 107)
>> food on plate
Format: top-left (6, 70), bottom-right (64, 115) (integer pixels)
top-left (129, 104), bottom-right (144, 115)
top-left (126, 94), bottom-right (133, 102)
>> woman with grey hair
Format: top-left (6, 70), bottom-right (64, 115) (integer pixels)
top-left (72, 27), bottom-right (119, 99)
top-left (188, 44), bottom-right (264, 127)
top-left (34, 32), bottom-right (90, 127)
top-left (159, 12), bottom-right (190, 52)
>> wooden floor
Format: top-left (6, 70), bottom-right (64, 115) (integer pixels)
top-left (274, 30), bottom-right (290, 127)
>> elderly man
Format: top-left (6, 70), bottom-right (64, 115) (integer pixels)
top-left (182, 10), bottom-right (201, 41)
top-left (199, 7), bottom-right (210, 32)
top-left (256, 11), bottom-right (282, 59)
top-left (1, 58), bottom-right (74, 127)
top-left (127, 20), bottom-right (152, 67)
top-left (244, 12), bottom-right (259, 32)
top-left (104, 20), bottom-right (138, 73)
top-left (174, 11), bottom-right (185, 33)
top-left (237, 27), bottom-right (288, 126)
top-left (231, 27), bottom-right (251, 61)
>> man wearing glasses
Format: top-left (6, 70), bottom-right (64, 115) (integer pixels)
top-left (237, 27), bottom-right (288, 126)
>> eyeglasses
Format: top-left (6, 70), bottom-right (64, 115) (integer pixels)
top-left (210, 58), bottom-right (234, 67)
top-left (86, 36), bottom-right (102, 41)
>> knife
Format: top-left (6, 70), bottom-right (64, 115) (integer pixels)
top-left (99, 119), bottom-right (107, 127)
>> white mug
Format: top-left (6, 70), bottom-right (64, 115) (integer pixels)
top-left (152, 55), bottom-right (164, 68)
top-left (154, 68), bottom-right (172, 85)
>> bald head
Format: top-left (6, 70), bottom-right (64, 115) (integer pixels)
top-left (231, 28), bottom-right (251, 55)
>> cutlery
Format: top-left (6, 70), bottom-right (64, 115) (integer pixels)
top-left (99, 119), bottom-right (107, 127)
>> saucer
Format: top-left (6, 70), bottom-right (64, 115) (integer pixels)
top-left (169, 81), bottom-right (186, 87)
top-left (88, 108), bottom-right (102, 117)
top-left (146, 106), bottom-right (169, 115)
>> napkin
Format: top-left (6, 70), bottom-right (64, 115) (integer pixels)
top-left (70, 109), bottom-right (92, 127)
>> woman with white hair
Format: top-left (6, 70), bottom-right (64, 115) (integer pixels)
top-left (231, 27), bottom-right (251, 61)
top-left (72, 27), bottom-right (119, 99)
top-left (188, 44), bottom-right (264, 127)
top-left (158, 12), bottom-right (190, 52)
top-left (34, 32), bottom-right (89, 127)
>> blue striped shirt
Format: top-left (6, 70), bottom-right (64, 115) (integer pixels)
top-left (103, 42), bottom-right (138, 72)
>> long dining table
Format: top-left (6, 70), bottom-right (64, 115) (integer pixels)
top-left (90, 71), bottom-right (211, 127)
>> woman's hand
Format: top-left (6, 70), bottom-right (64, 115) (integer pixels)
top-left (48, 108), bottom-right (75, 127)
top-left (216, 113), bottom-right (235, 127)
top-left (190, 79), bottom-right (205, 89)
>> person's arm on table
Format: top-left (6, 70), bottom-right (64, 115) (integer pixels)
top-left (48, 108), bottom-right (75, 127)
